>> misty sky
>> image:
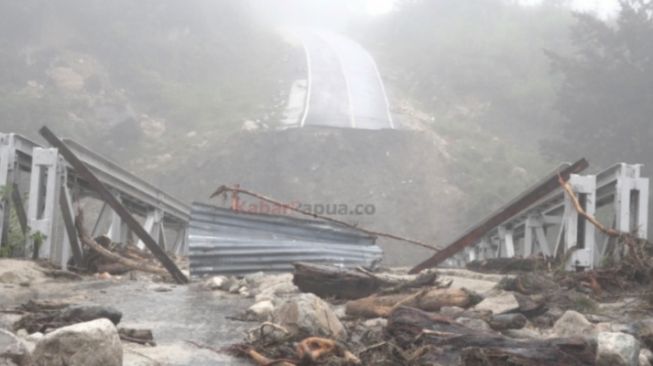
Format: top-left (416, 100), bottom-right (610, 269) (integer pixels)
top-left (367, 0), bottom-right (621, 17)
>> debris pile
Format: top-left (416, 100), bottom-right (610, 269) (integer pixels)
top-left (0, 299), bottom-right (155, 366)
top-left (191, 248), bottom-right (653, 366)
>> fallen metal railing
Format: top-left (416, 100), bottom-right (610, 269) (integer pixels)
top-left (188, 202), bottom-right (383, 277)
top-left (412, 159), bottom-right (650, 272)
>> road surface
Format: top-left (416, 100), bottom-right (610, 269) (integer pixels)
top-left (287, 30), bottom-right (394, 130)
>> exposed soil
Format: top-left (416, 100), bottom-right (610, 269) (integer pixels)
top-left (152, 127), bottom-right (467, 266)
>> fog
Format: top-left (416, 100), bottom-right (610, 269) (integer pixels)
top-left (0, 0), bottom-right (651, 264)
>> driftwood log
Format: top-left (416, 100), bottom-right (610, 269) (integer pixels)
top-left (75, 210), bottom-right (169, 277)
top-left (292, 262), bottom-right (391, 300)
top-left (466, 257), bottom-right (549, 273)
top-left (346, 288), bottom-right (476, 318)
top-left (387, 306), bottom-right (596, 366)
top-left (292, 262), bottom-right (440, 300)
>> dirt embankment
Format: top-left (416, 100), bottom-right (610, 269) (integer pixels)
top-left (156, 127), bottom-right (468, 266)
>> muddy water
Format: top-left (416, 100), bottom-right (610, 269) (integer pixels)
top-left (3, 279), bottom-right (254, 365)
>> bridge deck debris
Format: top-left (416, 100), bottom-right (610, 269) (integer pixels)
top-left (410, 158), bottom-right (589, 273)
top-left (39, 126), bottom-right (188, 284)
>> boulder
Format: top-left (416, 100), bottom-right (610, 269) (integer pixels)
top-left (504, 328), bottom-right (543, 339)
top-left (596, 332), bottom-right (639, 366)
top-left (32, 318), bottom-right (122, 366)
top-left (252, 274), bottom-right (297, 303)
top-left (204, 276), bottom-right (231, 291)
top-left (456, 317), bottom-right (492, 332)
top-left (273, 293), bottom-right (346, 340)
top-left (0, 329), bottom-right (31, 366)
top-left (640, 348), bottom-right (653, 366)
top-left (635, 319), bottom-right (653, 349)
top-left (474, 291), bottom-right (519, 315)
top-left (641, 350), bottom-right (652, 366)
top-left (551, 310), bottom-right (595, 338)
top-left (247, 301), bottom-right (275, 320)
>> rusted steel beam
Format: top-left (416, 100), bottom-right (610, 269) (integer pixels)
top-left (39, 126), bottom-right (188, 284)
top-left (409, 159), bottom-right (589, 274)
top-left (59, 185), bottom-right (83, 267)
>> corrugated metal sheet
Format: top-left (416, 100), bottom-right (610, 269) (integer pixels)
top-left (188, 202), bottom-right (383, 276)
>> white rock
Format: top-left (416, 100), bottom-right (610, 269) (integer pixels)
top-left (551, 310), bottom-right (595, 338)
top-left (248, 301), bottom-right (275, 320)
top-left (244, 272), bottom-right (266, 285)
top-left (254, 293), bottom-right (275, 303)
top-left (596, 332), bottom-right (639, 366)
top-left (0, 329), bottom-right (32, 366)
top-left (14, 330), bottom-right (28, 338)
top-left (273, 293), bottom-right (346, 340)
top-left (474, 291), bottom-right (519, 315)
top-left (363, 318), bottom-right (388, 329)
top-left (229, 283), bottom-right (241, 294)
top-left (32, 318), bottom-right (122, 366)
top-left (640, 349), bottom-right (652, 366)
top-left (21, 331), bottom-right (43, 353)
top-left (333, 305), bottom-right (347, 320)
top-left (238, 287), bottom-right (250, 297)
top-left (205, 276), bottom-right (229, 291)
top-left (26, 333), bottom-right (43, 342)
top-left (504, 328), bottom-right (543, 339)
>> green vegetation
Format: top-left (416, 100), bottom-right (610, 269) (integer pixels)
top-left (358, 0), bottom-right (574, 144)
top-left (0, 186), bottom-right (27, 257)
top-left (544, 0), bottom-right (653, 167)
top-left (0, 0), bottom-right (296, 163)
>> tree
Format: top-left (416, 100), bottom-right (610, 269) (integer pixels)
top-left (544, 0), bottom-right (653, 167)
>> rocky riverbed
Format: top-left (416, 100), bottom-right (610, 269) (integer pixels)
top-left (2, 258), bottom-right (653, 365)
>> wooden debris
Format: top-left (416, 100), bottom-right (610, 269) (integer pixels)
top-left (410, 159), bottom-right (589, 273)
top-left (293, 262), bottom-right (441, 300)
top-left (466, 257), bottom-right (549, 273)
top-left (293, 262), bottom-right (393, 300)
top-left (346, 288), bottom-right (476, 318)
top-left (39, 268), bottom-right (83, 281)
top-left (40, 126), bottom-right (188, 284)
top-left (197, 336), bottom-right (361, 366)
top-left (75, 210), bottom-right (169, 278)
top-left (387, 306), bottom-right (597, 365)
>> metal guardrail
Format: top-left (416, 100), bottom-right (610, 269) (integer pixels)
top-left (63, 139), bottom-right (190, 224)
top-left (490, 163), bottom-right (641, 238)
top-left (1, 133), bottom-right (189, 225)
top-left (0, 132), bottom-right (191, 267)
top-left (188, 202), bottom-right (383, 276)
